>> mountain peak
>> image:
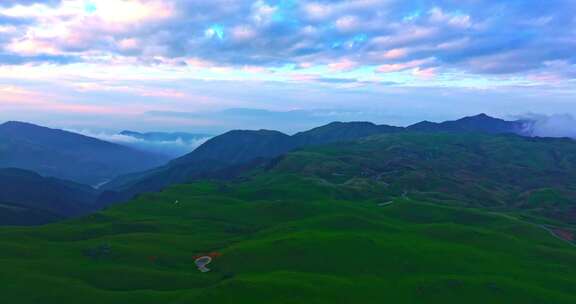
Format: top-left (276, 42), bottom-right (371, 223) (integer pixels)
top-left (228, 129), bottom-right (287, 135)
top-left (407, 113), bottom-right (523, 134)
top-left (463, 113), bottom-right (497, 120)
top-left (0, 121), bottom-right (43, 129)
top-left (326, 121), bottom-right (377, 127)
top-left (119, 130), bottom-right (141, 136)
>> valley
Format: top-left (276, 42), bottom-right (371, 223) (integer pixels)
top-left (2, 1), bottom-right (574, 302)
top-left (1, 128), bottom-right (576, 303)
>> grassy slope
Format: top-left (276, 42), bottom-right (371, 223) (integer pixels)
top-left (275, 132), bottom-right (576, 225)
top-left (2, 132), bottom-right (576, 303)
top-left (1, 173), bottom-right (575, 303)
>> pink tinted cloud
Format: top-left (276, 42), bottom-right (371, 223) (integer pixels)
top-left (376, 59), bottom-right (432, 73)
top-left (289, 73), bottom-right (319, 82)
top-left (412, 67), bottom-right (437, 79)
top-left (428, 7), bottom-right (471, 28)
top-left (382, 48), bottom-right (408, 60)
top-left (5, 0), bottom-right (175, 56)
top-left (328, 59), bottom-right (358, 71)
top-left (43, 103), bottom-right (120, 114)
top-left (140, 89), bottom-right (187, 99)
top-left (527, 73), bottom-right (563, 83)
top-left (72, 82), bottom-right (188, 99)
top-left (231, 25), bottom-right (257, 41)
top-left (335, 15), bottom-right (359, 32)
top-left (302, 3), bottom-right (334, 21)
top-left (0, 85), bottom-right (136, 114)
top-left (1, 98), bottom-right (117, 114)
top-left (0, 85), bottom-right (43, 104)
top-left (243, 65), bottom-right (268, 73)
top-left (372, 26), bottom-right (438, 49)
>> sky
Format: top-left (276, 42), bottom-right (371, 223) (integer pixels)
top-left (0, 0), bottom-right (575, 134)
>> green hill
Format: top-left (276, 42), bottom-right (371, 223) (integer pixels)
top-left (274, 132), bottom-right (576, 224)
top-left (1, 132), bottom-right (575, 303)
top-left (0, 168), bottom-right (99, 225)
top-left (101, 114), bottom-right (526, 202)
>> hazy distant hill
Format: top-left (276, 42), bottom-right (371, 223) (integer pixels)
top-left (0, 121), bottom-right (169, 185)
top-left (0, 168), bottom-right (99, 225)
top-left (101, 122), bottom-right (408, 199)
top-left (100, 129), bottom-right (297, 198)
top-left (292, 121), bottom-right (403, 146)
top-left (103, 114), bottom-right (532, 201)
top-left (172, 129), bottom-right (294, 165)
top-left (407, 113), bottom-right (528, 134)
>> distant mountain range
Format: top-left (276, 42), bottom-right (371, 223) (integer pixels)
top-left (0, 114), bottom-right (540, 225)
top-left (6, 131), bottom-right (576, 302)
top-left (4, 115), bottom-right (576, 302)
top-left (0, 168), bottom-right (99, 225)
top-left (101, 114), bottom-right (533, 201)
top-left (407, 113), bottom-right (529, 134)
top-left (0, 121), bottom-right (169, 186)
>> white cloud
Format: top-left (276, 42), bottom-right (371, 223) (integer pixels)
top-left (521, 114), bottom-right (576, 138)
top-left (70, 128), bottom-right (212, 157)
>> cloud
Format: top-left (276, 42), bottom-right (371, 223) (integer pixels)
top-left (328, 59), bottom-right (357, 71)
top-left (0, 14), bottom-right (30, 26)
top-left (0, 0), bottom-right (573, 81)
top-left (1, 0), bottom-right (576, 133)
top-left (412, 67), bottom-right (436, 79)
top-left (0, 0), bottom-right (60, 7)
top-left (0, 53), bottom-right (78, 65)
top-left (376, 58), bottom-right (435, 73)
top-left (71, 129), bottom-right (212, 158)
top-left (0, 84), bottom-right (113, 113)
top-left (382, 48), bottom-right (408, 60)
top-left (520, 113), bottom-right (576, 139)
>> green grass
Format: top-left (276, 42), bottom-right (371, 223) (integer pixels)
top-left (2, 132), bottom-right (576, 303)
top-left (274, 132), bottom-right (576, 224)
top-left (1, 173), bottom-right (575, 303)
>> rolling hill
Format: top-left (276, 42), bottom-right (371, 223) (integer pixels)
top-left (1, 132), bottom-right (575, 302)
top-left (406, 113), bottom-right (528, 134)
top-left (272, 132), bottom-right (576, 225)
top-left (0, 121), bottom-right (169, 185)
top-left (0, 168), bottom-right (99, 225)
top-left (102, 114), bottom-right (532, 203)
top-left (99, 122), bottom-right (402, 200)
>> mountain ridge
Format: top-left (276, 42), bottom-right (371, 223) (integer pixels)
top-left (0, 121), bottom-right (169, 185)
top-left (406, 113), bottom-right (528, 134)
top-left (2, 131), bottom-right (576, 302)
top-left (0, 167), bottom-right (99, 225)
top-left (101, 113), bottom-right (533, 202)
top-left (0, 114), bottom-right (541, 217)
